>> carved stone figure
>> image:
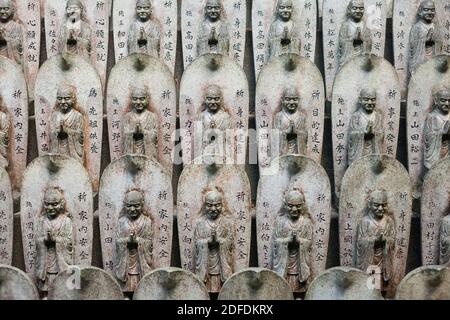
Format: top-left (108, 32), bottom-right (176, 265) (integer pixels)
top-left (49, 85), bottom-right (85, 164)
top-left (440, 209), bottom-right (450, 266)
top-left (424, 87), bottom-right (450, 170)
top-left (268, 0), bottom-right (301, 59)
top-left (272, 190), bottom-right (313, 293)
top-left (114, 189), bottom-right (154, 293)
top-left (199, 85), bottom-right (231, 159)
top-left (355, 190), bottom-right (395, 292)
top-left (59, 0), bottom-right (92, 59)
top-left (122, 87), bottom-right (158, 159)
top-left (409, 0), bottom-right (442, 75)
top-left (0, 95), bottom-right (10, 169)
top-left (127, 0), bottom-right (161, 58)
top-left (348, 88), bottom-right (385, 166)
top-left (194, 189), bottom-right (234, 293)
top-left (0, 0), bottom-right (23, 65)
top-left (196, 0), bottom-right (230, 57)
top-left (274, 87), bottom-right (308, 156)
top-left (338, 0), bottom-right (372, 68)
top-left (35, 187), bottom-right (74, 291)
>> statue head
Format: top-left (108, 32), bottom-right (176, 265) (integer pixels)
top-left (368, 190), bottom-right (388, 220)
top-left (56, 84), bottom-right (76, 114)
top-left (359, 88), bottom-right (377, 114)
top-left (136, 0), bottom-right (152, 22)
top-left (124, 189), bottom-right (145, 220)
top-left (43, 187), bottom-right (66, 220)
top-left (433, 87), bottom-right (450, 115)
top-left (130, 87), bottom-right (149, 113)
top-left (281, 87), bottom-right (300, 114)
top-left (418, 0), bottom-right (436, 24)
top-left (204, 85), bottom-right (223, 114)
top-left (276, 0), bottom-right (293, 22)
top-left (0, 0), bottom-right (14, 23)
top-left (205, 0), bottom-right (222, 22)
top-left (347, 0), bottom-right (364, 22)
top-left (283, 190), bottom-right (307, 221)
top-left (65, 0), bottom-right (84, 22)
top-left (204, 189), bottom-right (223, 221)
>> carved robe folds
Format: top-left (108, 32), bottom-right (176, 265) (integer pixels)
top-left (0, 110), bottom-right (10, 168)
top-left (123, 110), bottom-right (158, 159)
top-left (338, 20), bottom-right (371, 68)
top-left (268, 20), bottom-right (301, 59)
top-left (0, 20), bottom-right (23, 65)
top-left (424, 111), bottom-right (449, 170)
top-left (197, 20), bottom-right (230, 56)
top-left (275, 109), bottom-right (308, 155)
top-left (127, 20), bottom-right (161, 57)
top-left (58, 20), bottom-right (92, 59)
top-left (409, 20), bottom-right (441, 74)
top-left (440, 215), bottom-right (450, 266)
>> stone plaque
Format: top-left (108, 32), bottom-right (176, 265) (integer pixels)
top-left (339, 154), bottom-right (412, 298)
top-left (256, 155), bottom-right (331, 293)
top-left (332, 54), bottom-right (401, 199)
top-left (179, 54), bottom-right (249, 165)
top-left (181, 0), bottom-right (246, 69)
top-left (0, 56), bottom-right (28, 196)
top-left (218, 268), bottom-right (294, 300)
top-left (133, 267), bottom-right (210, 300)
top-left (48, 266), bottom-right (124, 300)
top-left (99, 155), bottom-right (173, 292)
top-left (112, 0), bottom-right (177, 74)
top-left (0, 167), bottom-right (13, 265)
top-left (177, 163), bottom-right (251, 293)
top-left (305, 266), bottom-right (384, 300)
top-left (20, 154), bottom-right (94, 291)
top-left (421, 157), bottom-right (450, 266)
top-left (256, 54), bottom-right (325, 168)
top-left (106, 54), bottom-right (176, 177)
top-left (407, 55), bottom-right (450, 199)
top-left (252, 0), bottom-right (317, 78)
top-left (0, 265), bottom-right (39, 300)
top-left (44, 0), bottom-right (109, 86)
top-left (323, 0), bottom-right (388, 100)
top-left (34, 54), bottom-right (103, 192)
top-left (393, 0), bottom-right (450, 100)
top-left (395, 265), bottom-right (450, 300)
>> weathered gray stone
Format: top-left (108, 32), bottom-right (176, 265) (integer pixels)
top-left (0, 168), bottom-right (13, 266)
top-left (0, 265), bottom-right (39, 300)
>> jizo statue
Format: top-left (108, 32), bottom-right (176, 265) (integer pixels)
top-left (128, 0), bottom-right (161, 58)
top-left (274, 87), bottom-right (308, 156)
top-left (194, 189), bottom-right (234, 293)
top-left (114, 189), bottom-right (154, 293)
top-left (35, 187), bottom-right (74, 291)
top-left (423, 87), bottom-right (450, 171)
top-left (338, 0), bottom-right (372, 69)
top-left (0, 0), bottom-right (23, 66)
top-left (197, 0), bottom-right (230, 57)
top-left (59, 0), bottom-right (92, 58)
top-left (355, 190), bottom-right (395, 292)
top-left (409, 0), bottom-right (442, 75)
top-left (272, 190), bottom-right (313, 293)
top-left (440, 201), bottom-right (450, 266)
top-left (348, 88), bottom-right (385, 167)
top-left (49, 85), bottom-right (85, 164)
top-left (122, 87), bottom-right (158, 159)
top-left (268, 0), bottom-right (301, 59)
top-left (0, 95), bottom-right (9, 169)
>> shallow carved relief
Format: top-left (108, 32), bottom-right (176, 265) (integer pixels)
top-left (107, 54), bottom-right (176, 176)
top-left (34, 54), bottom-right (103, 192)
top-left (99, 155), bottom-right (173, 293)
top-left (304, 267), bottom-right (384, 300)
top-left (332, 55), bottom-right (401, 199)
top-left (177, 163), bottom-right (251, 293)
top-left (323, 0), bottom-right (387, 100)
top-left (20, 155), bottom-right (94, 292)
top-left (0, 265), bottom-right (39, 300)
top-left (218, 268), bottom-right (294, 300)
top-left (181, 0), bottom-right (246, 69)
top-left (44, 0), bottom-right (109, 85)
top-left (407, 55), bottom-right (450, 198)
top-left (339, 155), bottom-right (412, 298)
top-left (256, 54), bottom-right (325, 168)
top-left (252, 0), bottom-right (317, 77)
top-left (179, 54), bottom-right (249, 165)
top-left (393, 0), bottom-right (450, 100)
top-left (48, 266), bottom-right (124, 300)
top-left (113, 0), bottom-right (177, 73)
top-left (256, 155), bottom-right (331, 294)
top-left (395, 266), bottom-right (450, 300)
top-left (0, 168), bottom-right (12, 266)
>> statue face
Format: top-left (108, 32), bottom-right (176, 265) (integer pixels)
top-left (277, 0), bottom-right (293, 22)
top-left (370, 199), bottom-right (388, 220)
top-left (282, 93), bottom-right (299, 113)
top-left (66, 0), bottom-right (82, 22)
top-left (205, 89), bottom-right (222, 113)
top-left (0, 0), bottom-right (12, 23)
top-left (348, 1), bottom-right (364, 22)
top-left (205, 0), bottom-right (221, 22)
top-left (419, 1), bottom-right (436, 23)
top-left (44, 190), bottom-right (65, 219)
top-left (131, 92), bottom-right (149, 113)
top-left (435, 90), bottom-right (450, 115)
top-left (285, 191), bottom-right (305, 221)
top-left (360, 91), bottom-right (377, 114)
top-left (204, 191), bottom-right (223, 221)
top-left (124, 191), bottom-right (144, 220)
top-left (57, 92), bottom-right (74, 114)
top-left (136, 0), bottom-right (152, 22)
